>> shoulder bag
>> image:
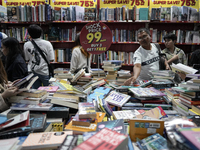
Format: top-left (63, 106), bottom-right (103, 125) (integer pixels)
top-left (31, 40), bottom-right (54, 78)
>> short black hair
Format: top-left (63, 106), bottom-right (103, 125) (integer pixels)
top-left (137, 28), bottom-right (150, 36)
top-left (163, 33), bottom-right (177, 41)
top-left (28, 24), bottom-right (42, 39)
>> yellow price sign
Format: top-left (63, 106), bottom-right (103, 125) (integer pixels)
top-left (51, 0), bottom-right (97, 8)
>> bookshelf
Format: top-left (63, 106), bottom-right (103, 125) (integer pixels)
top-left (0, 1), bottom-right (200, 71)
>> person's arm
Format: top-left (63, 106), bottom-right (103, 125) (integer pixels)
top-left (165, 59), bottom-right (170, 70)
top-left (167, 54), bottom-right (178, 64)
top-left (123, 63), bottom-right (141, 86)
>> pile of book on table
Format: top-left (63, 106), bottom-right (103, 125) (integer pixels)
top-left (1, 67), bottom-right (200, 150)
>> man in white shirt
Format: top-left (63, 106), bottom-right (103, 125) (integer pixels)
top-left (124, 28), bottom-right (169, 86)
top-left (24, 25), bottom-right (54, 89)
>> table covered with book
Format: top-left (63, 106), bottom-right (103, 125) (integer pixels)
top-left (0, 61), bottom-right (200, 150)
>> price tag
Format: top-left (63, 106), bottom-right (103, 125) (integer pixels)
top-left (80, 22), bottom-right (112, 55)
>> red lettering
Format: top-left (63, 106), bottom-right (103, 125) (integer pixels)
top-left (168, 1), bottom-right (172, 4)
top-left (131, 0), bottom-right (135, 6)
top-left (90, 1), bottom-right (94, 6)
top-left (80, 1), bottom-right (84, 6)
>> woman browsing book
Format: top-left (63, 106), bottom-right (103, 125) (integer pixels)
top-left (69, 32), bottom-right (92, 74)
top-left (1, 37), bottom-right (28, 82)
top-left (0, 58), bottom-right (21, 113)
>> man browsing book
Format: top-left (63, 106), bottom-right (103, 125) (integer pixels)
top-left (124, 28), bottom-right (169, 86)
top-left (24, 25), bottom-right (54, 89)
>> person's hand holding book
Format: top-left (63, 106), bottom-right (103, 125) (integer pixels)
top-left (1, 86), bottom-right (21, 99)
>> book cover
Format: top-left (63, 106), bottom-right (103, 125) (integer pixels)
top-left (129, 87), bottom-right (166, 98)
top-left (104, 91), bottom-right (131, 107)
top-left (0, 5), bottom-right (7, 21)
top-left (0, 111), bottom-right (29, 131)
top-left (38, 86), bottom-right (59, 93)
top-left (136, 106), bottom-right (167, 119)
top-left (54, 7), bottom-right (61, 21)
top-left (137, 133), bottom-right (168, 150)
top-left (73, 128), bottom-right (128, 150)
top-left (18, 76), bottom-right (39, 92)
top-left (112, 110), bottom-right (140, 122)
top-left (139, 8), bottom-right (148, 20)
top-left (171, 6), bottom-right (180, 21)
top-left (64, 112), bottom-right (105, 134)
top-left (13, 73), bottom-right (34, 86)
top-left (7, 6), bottom-right (18, 22)
top-left (59, 134), bottom-right (83, 149)
top-left (177, 128), bottom-right (200, 150)
top-left (10, 103), bottom-right (53, 111)
top-left (96, 119), bottom-right (125, 134)
top-left (129, 119), bottom-right (164, 142)
top-left (78, 102), bottom-right (96, 119)
top-left (30, 114), bottom-right (46, 132)
top-left (87, 86), bottom-right (112, 102)
top-left (22, 131), bottom-right (73, 149)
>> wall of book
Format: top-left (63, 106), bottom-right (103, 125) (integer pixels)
top-left (0, 0), bottom-right (200, 67)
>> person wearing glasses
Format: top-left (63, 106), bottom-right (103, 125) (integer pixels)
top-left (124, 28), bottom-right (169, 86)
top-left (162, 33), bottom-right (187, 65)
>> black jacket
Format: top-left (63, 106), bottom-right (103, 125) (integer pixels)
top-left (6, 54), bottom-right (28, 82)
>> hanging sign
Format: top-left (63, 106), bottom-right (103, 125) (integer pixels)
top-left (100, 0), bottom-right (148, 9)
top-left (150, 0), bottom-right (198, 9)
top-left (3, 0), bottom-right (48, 6)
top-left (80, 22), bottom-right (112, 55)
top-left (51, 0), bottom-right (97, 8)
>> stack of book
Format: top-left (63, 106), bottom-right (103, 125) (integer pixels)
top-left (150, 70), bottom-right (175, 80)
top-left (117, 70), bottom-right (132, 83)
top-left (9, 89), bottom-right (49, 105)
top-left (102, 60), bottom-right (123, 80)
top-left (91, 68), bottom-right (106, 78)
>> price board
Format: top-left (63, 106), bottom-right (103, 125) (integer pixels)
top-left (2, 0), bottom-right (48, 6)
top-left (80, 22), bottom-right (112, 55)
top-left (150, 0), bottom-right (199, 9)
top-left (51, 0), bottom-right (97, 8)
top-left (100, 0), bottom-right (148, 9)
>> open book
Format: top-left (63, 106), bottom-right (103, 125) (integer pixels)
top-left (13, 73), bottom-right (39, 91)
top-left (171, 63), bottom-right (198, 74)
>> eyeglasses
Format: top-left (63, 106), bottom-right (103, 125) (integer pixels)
top-left (138, 35), bottom-right (149, 41)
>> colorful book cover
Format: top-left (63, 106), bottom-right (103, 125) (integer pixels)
top-left (177, 128), bottom-right (200, 150)
top-left (96, 119), bottom-right (126, 134)
top-left (0, 111), bottom-right (29, 131)
top-left (129, 87), bottom-right (166, 98)
top-left (104, 91), bottom-right (131, 107)
top-left (73, 128), bottom-right (128, 150)
top-left (87, 87), bottom-right (112, 102)
top-left (22, 131), bottom-right (73, 149)
top-left (129, 119), bottom-right (164, 142)
top-left (38, 86), bottom-right (59, 93)
top-left (137, 133), bottom-right (168, 150)
top-left (136, 106), bottom-right (167, 119)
